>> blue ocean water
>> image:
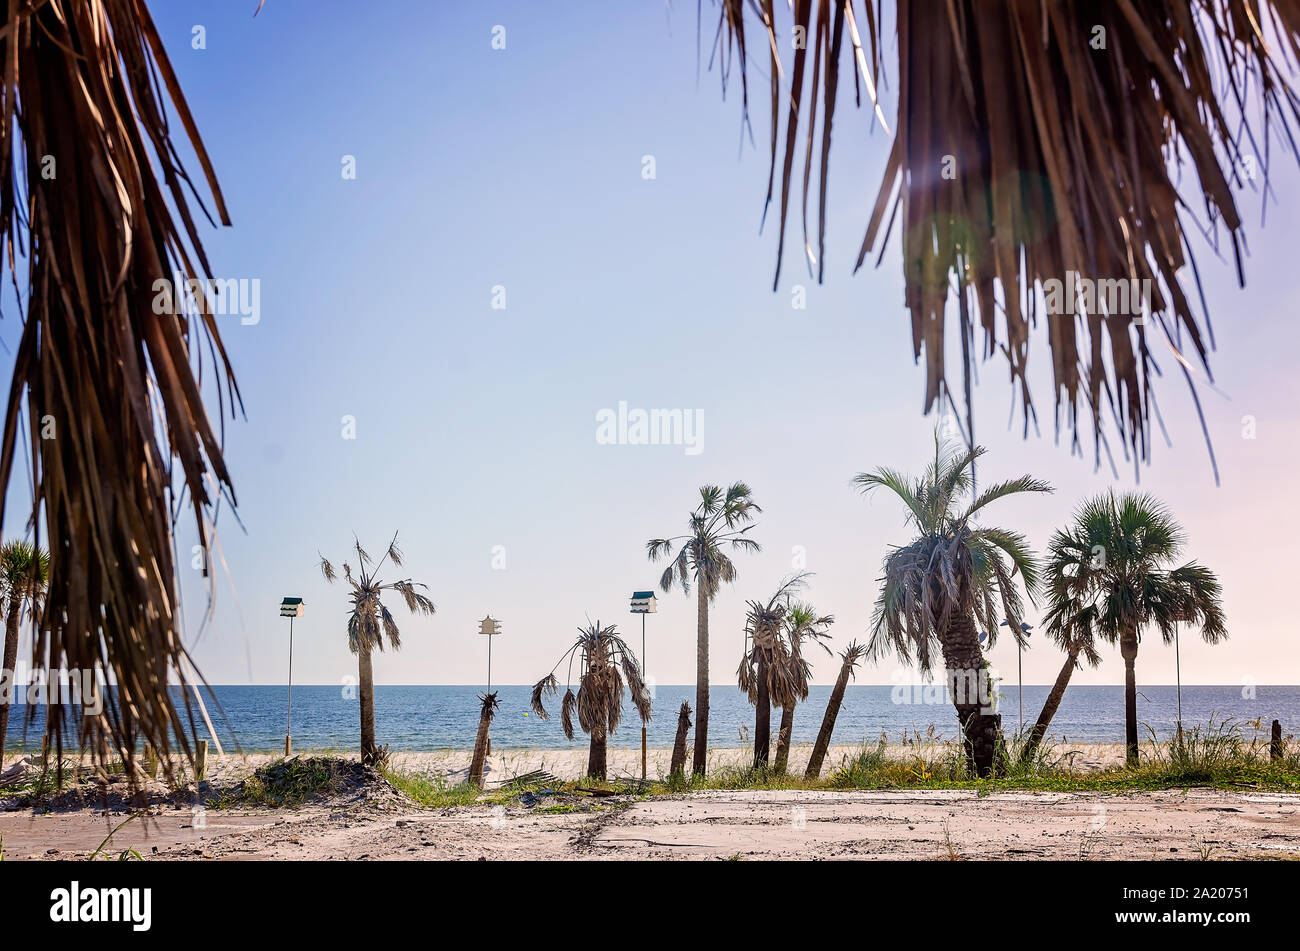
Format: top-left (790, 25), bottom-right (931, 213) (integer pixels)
top-left (4, 684), bottom-right (1297, 753)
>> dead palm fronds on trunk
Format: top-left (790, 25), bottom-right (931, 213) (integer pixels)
top-left (531, 620), bottom-right (651, 782)
top-left (670, 701), bottom-right (692, 778)
top-left (468, 691), bottom-right (499, 788)
top-left (858, 432), bottom-right (1050, 776)
top-left (649, 482), bottom-right (761, 777)
top-left (774, 600), bottom-right (834, 773)
top-left (737, 573), bottom-right (809, 768)
top-left (701, 1), bottom-right (1300, 479)
top-left (805, 641), bottom-right (865, 780)
top-left (0, 1), bottom-right (242, 779)
top-left (320, 534), bottom-right (436, 766)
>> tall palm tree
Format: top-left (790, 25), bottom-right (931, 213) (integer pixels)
top-left (858, 436), bottom-right (1050, 776)
top-left (0, 541), bottom-right (49, 767)
top-left (804, 641), bottom-right (866, 780)
top-left (1018, 523), bottom-right (1108, 765)
top-left (648, 483), bottom-right (761, 776)
top-left (1047, 493), bottom-right (1226, 766)
top-left (737, 574), bottom-right (808, 768)
top-left (0, 1), bottom-right (242, 776)
top-left (774, 600), bottom-right (835, 774)
top-left (697, 3), bottom-right (1299, 480)
top-left (319, 534), bottom-right (435, 766)
top-left (531, 621), bottom-right (651, 781)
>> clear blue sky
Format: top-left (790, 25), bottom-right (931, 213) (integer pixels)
top-left (4, 1), bottom-right (1299, 691)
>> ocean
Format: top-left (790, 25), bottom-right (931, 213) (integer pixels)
top-left (3, 684), bottom-right (1297, 754)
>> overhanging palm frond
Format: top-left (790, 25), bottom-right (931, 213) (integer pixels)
top-left (703, 1), bottom-right (1300, 479)
top-left (530, 674), bottom-right (558, 719)
top-left (0, 0), bottom-right (241, 775)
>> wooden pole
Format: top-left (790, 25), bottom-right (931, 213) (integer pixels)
top-left (195, 739), bottom-right (208, 782)
top-left (641, 612), bottom-right (647, 781)
top-left (1271, 719), bottom-right (1283, 763)
top-left (284, 615), bottom-right (295, 757)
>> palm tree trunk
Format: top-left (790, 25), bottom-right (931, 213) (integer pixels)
top-left (468, 692), bottom-right (497, 788)
top-left (939, 610), bottom-right (1004, 778)
top-left (358, 646), bottom-right (378, 766)
top-left (587, 728), bottom-right (607, 781)
top-left (805, 658), bottom-right (853, 779)
top-left (670, 701), bottom-right (692, 778)
top-left (753, 654), bottom-right (770, 768)
top-left (693, 586), bottom-right (709, 776)
top-left (1019, 646), bottom-right (1080, 766)
top-left (774, 704), bottom-right (795, 773)
top-left (0, 598), bottom-right (20, 768)
top-left (1121, 628), bottom-right (1140, 766)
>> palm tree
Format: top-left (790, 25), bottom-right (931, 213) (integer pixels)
top-left (0, 541), bottom-right (49, 767)
top-left (804, 641), bottom-right (866, 780)
top-left (858, 435), bottom-right (1050, 776)
top-left (648, 483), bottom-right (761, 776)
top-left (468, 692), bottom-right (499, 788)
top-left (1046, 493), bottom-right (1226, 766)
top-left (737, 574), bottom-right (808, 768)
top-left (531, 621), bottom-right (651, 782)
top-left (0, 1), bottom-right (242, 776)
top-left (774, 600), bottom-right (834, 773)
top-left (696, 4), bottom-right (1298, 480)
top-left (1018, 523), bottom-right (1109, 765)
top-left (319, 534), bottom-right (435, 766)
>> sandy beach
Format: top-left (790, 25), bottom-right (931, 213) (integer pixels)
top-left (4, 741), bottom-right (1298, 861)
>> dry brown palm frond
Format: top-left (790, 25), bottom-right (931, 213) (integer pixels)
top-left (705, 0), bottom-right (1300, 479)
top-left (478, 691), bottom-right (500, 721)
top-left (391, 580), bottom-right (435, 616)
top-left (560, 688), bottom-right (577, 741)
top-left (534, 620), bottom-right (647, 744)
top-left (620, 650), bottom-right (653, 724)
top-left (0, 0), bottom-right (243, 780)
top-left (530, 674), bottom-right (558, 719)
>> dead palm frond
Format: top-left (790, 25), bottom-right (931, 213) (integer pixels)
top-left (320, 532), bottom-right (436, 656)
top-left (529, 620), bottom-right (651, 742)
top-left (737, 573), bottom-right (810, 710)
top-left (0, 0), bottom-right (244, 778)
top-left (703, 1), bottom-right (1300, 479)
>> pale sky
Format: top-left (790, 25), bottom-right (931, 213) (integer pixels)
top-left (4, 1), bottom-right (1298, 691)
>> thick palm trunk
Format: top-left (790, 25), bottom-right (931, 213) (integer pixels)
top-left (1121, 629), bottom-right (1140, 766)
top-left (468, 692), bottom-right (497, 788)
top-left (358, 646), bottom-right (378, 766)
top-left (587, 729), bottom-right (607, 781)
top-left (1019, 646), bottom-right (1080, 766)
top-left (0, 598), bottom-right (19, 767)
top-left (774, 704), bottom-right (795, 773)
top-left (670, 701), bottom-right (692, 777)
top-left (805, 659), bottom-right (853, 779)
top-left (693, 587), bottom-right (709, 776)
top-left (939, 611), bottom-right (1004, 778)
top-left (753, 654), bottom-right (770, 768)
